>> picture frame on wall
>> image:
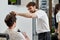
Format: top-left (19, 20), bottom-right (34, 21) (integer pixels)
top-left (8, 0), bottom-right (21, 5)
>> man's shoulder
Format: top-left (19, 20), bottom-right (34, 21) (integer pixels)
top-left (56, 11), bottom-right (60, 16)
top-left (36, 10), bottom-right (46, 13)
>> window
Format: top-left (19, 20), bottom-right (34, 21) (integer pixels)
top-left (8, 0), bottom-right (21, 5)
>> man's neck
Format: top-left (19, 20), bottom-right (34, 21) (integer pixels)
top-left (8, 26), bottom-right (14, 30)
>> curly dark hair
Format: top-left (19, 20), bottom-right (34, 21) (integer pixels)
top-left (4, 12), bottom-right (16, 27)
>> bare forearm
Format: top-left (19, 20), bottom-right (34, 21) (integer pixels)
top-left (58, 22), bottom-right (60, 34)
top-left (16, 13), bottom-right (32, 18)
top-left (17, 13), bottom-right (26, 17)
top-left (16, 13), bottom-right (37, 18)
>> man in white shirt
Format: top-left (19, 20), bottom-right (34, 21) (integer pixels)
top-left (4, 12), bottom-right (29, 40)
top-left (11, 2), bottom-right (51, 40)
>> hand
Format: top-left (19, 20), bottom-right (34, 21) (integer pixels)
top-left (22, 32), bottom-right (30, 40)
top-left (22, 32), bottom-right (27, 37)
top-left (10, 11), bottom-right (16, 16)
top-left (22, 32), bottom-right (29, 38)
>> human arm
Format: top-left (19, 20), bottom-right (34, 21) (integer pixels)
top-left (10, 11), bottom-right (37, 18)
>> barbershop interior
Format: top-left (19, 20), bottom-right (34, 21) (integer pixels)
top-left (0, 0), bottom-right (60, 40)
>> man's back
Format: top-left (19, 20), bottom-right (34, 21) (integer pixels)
top-left (5, 29), bottom-right (26, 40)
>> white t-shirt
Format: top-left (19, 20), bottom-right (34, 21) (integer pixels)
top-left (5, 29), bottom-right (26, 40)
top-left (56, 11), bottom-right (60, 23)
top-left (35, 10), bottom-right (50, 33)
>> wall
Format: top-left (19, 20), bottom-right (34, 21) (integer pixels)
top-left (0, 0), bottom-right (32, 40)
top-left (52, 0), bottom-right (59, 7)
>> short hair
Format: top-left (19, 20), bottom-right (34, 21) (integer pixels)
top-left (4, 12), bottom-right (16, 27)
top-left (54, 3), bottom-right (60, 14)
top-left (55, 4), bottom-right (60, 10)
top-left (26, 2), bottom-right (36, 7)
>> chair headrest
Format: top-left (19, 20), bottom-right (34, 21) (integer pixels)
top-left (0, 33), bottom-right (9, 39)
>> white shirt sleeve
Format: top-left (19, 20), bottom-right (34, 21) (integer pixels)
top-left (36, 10), bottom-right (45, 18)
top-left (56, 11), bottom-right (60, 23)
